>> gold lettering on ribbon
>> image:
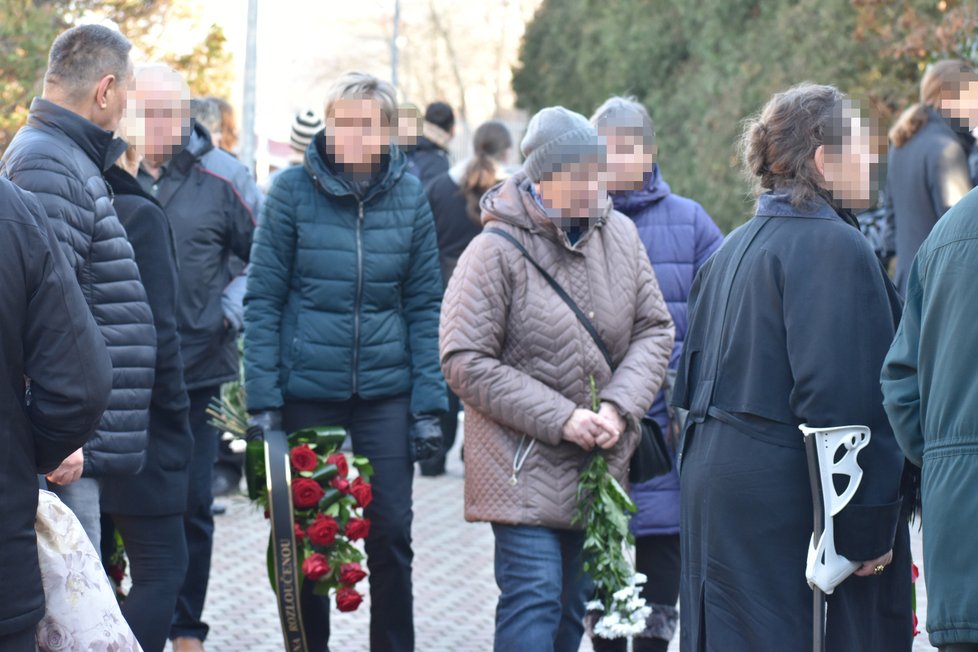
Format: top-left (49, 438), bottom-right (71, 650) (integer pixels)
top-left (278, 538), bottom-right (301, 639)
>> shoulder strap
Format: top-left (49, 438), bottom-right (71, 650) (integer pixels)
top-left (485, 227), bottom-right (616, 371)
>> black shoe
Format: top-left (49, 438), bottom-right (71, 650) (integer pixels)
top-left (418, 456), bottom-right (446, 477)
top-left (211, 502), bottom-right (228, 516)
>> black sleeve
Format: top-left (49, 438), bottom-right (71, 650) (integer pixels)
top-left (21, 193), bottom-right (112, 473)
top-left (782, 228), bottom-right (905, 561)
top-left (124, 203), bottom-right (191, 421)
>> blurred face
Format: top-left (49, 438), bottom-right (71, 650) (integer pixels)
top-left (820, 111), bottom-right (879, 211)
top-left (535, 159), bottom-right (606, 222)
top-left (941, 78), bottom-right (978, 129)
top-left (325, 98), bottom-right (391, 171)
top-left (394, 105), bottom-right (422, 148)
top-left (126, 68), bottom-right (192, 164)
top-left (599, 127), bottom-right (656, 192)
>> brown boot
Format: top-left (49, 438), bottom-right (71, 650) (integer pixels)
top-left (171, 637), bottom-right (205, 652)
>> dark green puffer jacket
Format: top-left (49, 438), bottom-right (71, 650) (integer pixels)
top-left (244, 136), bottom-right (447, 416)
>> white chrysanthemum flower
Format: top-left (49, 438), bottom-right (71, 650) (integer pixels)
top-left (229, 438), bottom-right (247, 454)
top-left (613, 586), bottom-right (634, 602)
top-left (585, 600), bottom-right (605, 612)
top-left (632, 572), bottom-right (648, 586)
top-left (222, 431), bottom-right (235, 441)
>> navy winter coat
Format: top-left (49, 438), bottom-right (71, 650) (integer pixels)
top-left (100, 166), bottom-right (193, 517)
top-left (139, 122), bottom-right (255, 391)
top-left (613, 166), bottom-right (723, 537)
top-left (1, 98), bottom-right (156, 477)
top-left (0, 177), bottom-right (112, 636)
top-left (245, 134), bottom-right (447, 416)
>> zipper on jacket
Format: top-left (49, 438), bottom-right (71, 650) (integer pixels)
top-left (352, 201), bottom-right (365, 393)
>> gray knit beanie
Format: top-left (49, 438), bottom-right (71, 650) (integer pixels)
top-left (521, 106), bottom-right (603, 182)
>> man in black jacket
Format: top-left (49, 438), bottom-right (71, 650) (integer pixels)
top-left (0, 176), bottom-right (113, 652)
top-left (128, 65), bottom-right (254, 652)
top-left (0, 24), bottom-right (157, 553)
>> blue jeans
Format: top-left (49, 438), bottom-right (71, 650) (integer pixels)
top-left (171, 386), bottom-right (220, 642)
top-left (49, 476), bottom-right (101, 553)
top-left (491, 524), bottom-right (593, 652)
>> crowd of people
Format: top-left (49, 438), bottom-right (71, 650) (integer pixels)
top-left (3, 19), bottom-right (978, 652)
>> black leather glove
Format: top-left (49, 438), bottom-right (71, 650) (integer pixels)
top-left (247, 410), bottom-right (283, 440)
top-left (410, 414), bottom-right (443, 463)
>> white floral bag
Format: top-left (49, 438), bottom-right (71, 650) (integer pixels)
top-left (34, 490), bottom-right (142, 652)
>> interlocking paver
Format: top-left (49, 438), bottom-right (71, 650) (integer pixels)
top-left (192, 437), bottom-right (934, 651)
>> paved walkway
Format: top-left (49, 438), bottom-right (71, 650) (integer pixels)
top-left (193, 437), bottom-right (935, 651)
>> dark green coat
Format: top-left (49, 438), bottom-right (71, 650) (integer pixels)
top-left (244, 136), bottom-right (446, 416)
top-left (882, 185), bottom-right (978, 646)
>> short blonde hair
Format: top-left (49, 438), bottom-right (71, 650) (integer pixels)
top-left (324, 72), bottom-right (397, 125)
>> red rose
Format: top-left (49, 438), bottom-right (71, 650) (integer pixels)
top-left (108, 564), bottom-right (126, 584)
top-left (290, 444), bottom-right (319, 473)
top-left (292, 478), bottom-right (325, 509)
top-left (330, 477), bottom-right (350, 493)
top-left (301, 553), bottom-right (330, 581)
top-left (345, 517), bottom-right (371, 541)
top-left (339, 562), bottom-right (367, 586)
top-left (335, 586), bottom-right (363, 612)
top-left (327, 453), bottom-right (349, 478)
top-left (350, 477), bottom-right (373, 509)
top-left (294, 522), bottom-right (305, 541)
top-left (263, 509), bottom-right (270, 520)
top-left (307, 514), bottom-right (340, 547)
top-left (911, 562), bottom-right (920, 583)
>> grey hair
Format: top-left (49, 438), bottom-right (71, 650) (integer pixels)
top-left (44, 24), bottom-right (132, 99)
top-left (324, 72), bottom-right (397, 126)
top-left (191, 98), bottom-right (222, 135)
top-left (590, 95), bottom-right (655, 148)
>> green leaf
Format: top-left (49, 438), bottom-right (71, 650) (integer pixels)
top-left (288, 426), bottom-right (346, 452)
top-left (311, 463), bottom-right (339, 484)
top-left (318, 488), bottom-right (343, 510)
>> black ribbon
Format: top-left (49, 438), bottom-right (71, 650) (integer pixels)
top-left (264, 428), bottom-right (309, 652)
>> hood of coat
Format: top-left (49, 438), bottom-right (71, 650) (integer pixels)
top-left (27, 97), bottom-right (128, 172)
top-left (420, 122), bottom-right (452, 151)
top-left (304, 130), bottom-right (407, 200)
top-left (479, 170), bottom-right (612, 246)
top-left (610, 163), bottom-right (672, 214)
top-left (755, 187), bottom-right (856, 225)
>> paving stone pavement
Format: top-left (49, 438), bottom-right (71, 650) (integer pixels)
top-left (190, 436), bottom-right (935, 652)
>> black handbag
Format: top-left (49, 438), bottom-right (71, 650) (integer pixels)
top-left (485, 228), bottom-right (673, 483)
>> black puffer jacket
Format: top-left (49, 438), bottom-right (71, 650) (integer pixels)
top-left (1, 98), bottom-right (157, 477)
top-left (100, 166), bottom-right (193, 516)
top-left (0, 177), bottom-right (112, 636)
top-left (139, 122), bottom-right (254, 391)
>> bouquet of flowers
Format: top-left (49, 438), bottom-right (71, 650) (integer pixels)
top-left (209, 381), bottom-right (374, 612)
top-left (574, 376), bottom-right (652, 638)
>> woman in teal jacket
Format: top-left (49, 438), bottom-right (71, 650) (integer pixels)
top-left (244, 72), bottom-right (446, 652)
top-left (883, 184), bottom-right (978, 652)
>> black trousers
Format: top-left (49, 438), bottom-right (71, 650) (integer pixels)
top-left (171, 386), bottom-right (221, 641)
top-left (284, 394), bottom-right (414, 652)
top-left (0, 628), bottom-right (35, 652)
top-left (592, 533), bottom-right (681, 652)
top-left (112, 513), bottom-right (189, 652)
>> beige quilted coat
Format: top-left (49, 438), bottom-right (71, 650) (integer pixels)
top-left (440, 172), bottom-right (675, 529)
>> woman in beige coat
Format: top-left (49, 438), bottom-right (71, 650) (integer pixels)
top-left (440, 106), bottom-right (674, 652)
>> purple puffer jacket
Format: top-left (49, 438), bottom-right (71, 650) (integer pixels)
top-left (614, 165), bottom-right (723, 537)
